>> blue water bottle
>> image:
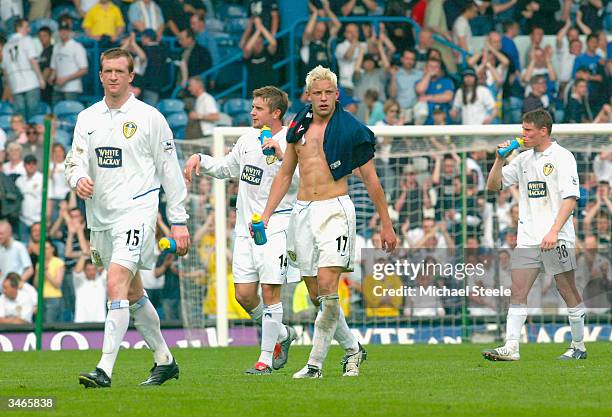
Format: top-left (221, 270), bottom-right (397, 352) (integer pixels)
top-left (251, 213), bottom-right (267, 245)
top-left (158, 237), bottom-right (177, 253)
top-left (497, 137), bottom-right (524, 158)
top-left (259, 125), bottom-right (275, 156)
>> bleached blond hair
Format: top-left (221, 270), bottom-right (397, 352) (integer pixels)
top-left (305, 65), bottom-right (338, 91)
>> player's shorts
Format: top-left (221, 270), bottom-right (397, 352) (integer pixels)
top-left (287, 195), bottom-right (356, 277)
top-left (511, 240), bottom-right (576, 276)
top-left (232, 231), bottom-right (300, 285)
top-left (90, 222), bottom-right (156, 275)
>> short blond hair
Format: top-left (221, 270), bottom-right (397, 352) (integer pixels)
top-left (305, 65), bottom-right (338, 91)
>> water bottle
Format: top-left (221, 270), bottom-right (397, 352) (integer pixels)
top-left (251, 213), bottom-right (267, 245)
top-left (259, 125), bottom-right (275, 156)
top-left (158, 237), bottom-right (177, 253)
top-left (497, 137), bottom-right (524, 158)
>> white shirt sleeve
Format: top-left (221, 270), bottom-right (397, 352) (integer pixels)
top-left (199, 138), bottom-right (242, 179)
top-left (24, 36), bottom-right (37, 60)
top-left (65, 114), bottom-right (91, 189)
top-left (558, 150), bottom-right (580, 199)
top-left (452, 89), bottom-right (463, 110)
top-left (149, 111), bottom-right (189, 225)
top-left (17, 245), bottom-right (32, 273)
top-left (335, 41), bottom-right (349, 61)
top-left (480, 86), bottom-right (496, 114)
top-left (501, 156), bottom-right (520, 189)
top-left (73, 271), bottom-right (85, 289)
top-left (0, 298), bottom-right (5, 318)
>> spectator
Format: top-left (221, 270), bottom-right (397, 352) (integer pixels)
top-left (384, 0), bottom-right (415, 52)
top-left (334, 23), bottom-right (365, 95)
top-left (73, 0), bottom-right (99, 16)
top-left (159, 0), bottom-right (205, 38)
top-left (15, 155), bottom-right (42, 242)
top-left (119, 32), bottom-right (147, 98)
top-left (593, 151), bottom-right (612, 184)
top-left (73, 256), bottom-right (107, 323)
top-left (556, 21), bottom-right (583, 93)
top-left (522, 74), bottom-right (552, 114)
top-left (388, 49), bottom-right (422, 122)
top-left (37, 26), bottom-right (54, 104)
top-left (48, 144), bottom-right (70, 221)
top-left (0, 272), bottom-right (36, 324)
top-left (353, 50), bottom-right (390, 104)
top-left (492, 0), bottom-right (518, 30)
top-left (563, 0), bottom-right (606, 33)
top-left (338, 89), bottom-right (359, 116)
top-left (0, 127), bottom-right (5, 162)
top-left (432, 153), bottom-right (460, 220)
top-left (49, 16), bottom-right (89, 105)
top-left (128, 0), bottom-right (165, 39)
top-left (300, 0), bottom-right (341, 76)
top-left (415, 57), bottom-right (454, 125)
top-left (26, 222), bottom-right (41, 266)
top-left (3, 142), bottom-right (26, 177)
top-left (562, 66), bottom-right (590, 109)
top-left (521, 47), bottom-right (557, 98)
top-left (468, 31), bottom-right (510, 113)
top-left (240, 0), bottom-right (279, 48)
top-left (405, 216), bottom-right (454, 249)
top-left (0, 220), bottom-right (33, 286)
top-left (1, 19), bottom-right (46, 122)
top-left (186, 76), bottom-right (219, 137)
top-left (518, 0), bottom-right (561, 34)
top-left (501, 20), bottom-right (521, 72)
top-left (82, 0), bottom-right (126, 46)
top-left (139, 29), bottom-right (170, 106)
top-left (564, 79), bottom-right (593, 123)
top-left (362, 89), bottom-right (384, 125)
top-left (178, 28), bottom-right (212, 88)
top-left (470, 0), bottom-right (494, 36)
top-left (394, 166), bottom-right (423, 228)
top-left (7, 114), bottom-right (27, 144)
top-left (411, 0), bottom-right (427, 27)
top-left (452, 1), bottom-right (478, 53)
top-left (242, 17), bottom-right (278, 94)
top-left (34, 240), bottom-right (65, 323)
top-left (450, 67), bottom-right (496, 125)
top-left (523, 25), bottom-right (544, 66)
top-left (573, 33), bottom-right (606, 114)
top-left (403, 261), bottom-right (445, 317)
top-left (0, 1), bottom-right (23, 31)
top-left (425, 0), bottom-right (452, 41)
top-left (189, 13), bottom-right (219, 68)
top-left (22, 124), bottom-right (43, 164)
top-left (414, 28), bottom-right (434, 70)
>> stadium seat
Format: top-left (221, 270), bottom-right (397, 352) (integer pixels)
top-left (51, 5), bottom-right (81, 21)
top-left (53, 100), bottom-right (85, 118)
top-left (0, 115), bottom-right (11, 131)
top-left (0, 101), bottom-right (13, 115)
top-left (213, 33), bottom-right (236, 48)
top-left (232, 112), bottom-right (252, 127)
top-left (30, 18), bottom-right (59, 33)
top-left (206, 18), bottom-right (225, 34)
top-left (28, 114), bottom-right (46, 126)
top-left (217, 3), bottom-right (247, 21)
top-left (59, 113), bottom-right (78, 132)
top-left (167, 112), bottom-right (188, 139)
top-left (223, 98), bottom-right (251, 117)
top-left (33, 102), bottom-right (51, 116)
top-left (54, 129), bottom-right (72, 148)
top-left (226, 18), bottom-right (249, 34)
top-left (157, 99), bottom-right (185, 116)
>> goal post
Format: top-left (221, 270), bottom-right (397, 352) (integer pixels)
top-left (179, 123), bottom-right (611, 347)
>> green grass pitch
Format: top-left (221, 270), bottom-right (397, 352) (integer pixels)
top-left (2, 343), bottom-right (611, 417)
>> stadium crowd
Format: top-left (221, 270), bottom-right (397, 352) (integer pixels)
top-left (0, 0), bottom-right (610, 325)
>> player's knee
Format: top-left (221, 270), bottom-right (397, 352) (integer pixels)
top-left (261, 284), bottom-right (281, 304)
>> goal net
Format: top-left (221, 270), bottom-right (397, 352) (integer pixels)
top-left (175, 124), bottom-right (611, 347)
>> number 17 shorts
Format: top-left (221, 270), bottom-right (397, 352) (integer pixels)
top-left (286, 195), bottom-right (356, 277)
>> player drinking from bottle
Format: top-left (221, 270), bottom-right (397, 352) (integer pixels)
top-left (483, 109), bottom-right (587, 361)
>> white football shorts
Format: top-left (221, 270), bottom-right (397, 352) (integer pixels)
top-left (232, 231), bottom-right (300, 284)
top-left (90, 222), bottom-right (156, 274)
top-left (287, 195), bottom-right (356, 277)
top-left (511, 240), bottom-right (576, 276)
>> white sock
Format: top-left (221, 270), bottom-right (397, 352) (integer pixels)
top-left (250, 301), bottom-right (264, 325)
top-left (308, 295), bottom-right (340, 369)
top-left (334, 306), bottom-right (359, 355)
top-left (567, 303), bottom-right (586, 351)
top-left (97, 300), bottom-right (130, 378)
top-left (258, 303), bottom-right (284, 366)
top-left (505, 304), bottom-right (527, 351)
top-left (130, 295), bottom-right (173, 365)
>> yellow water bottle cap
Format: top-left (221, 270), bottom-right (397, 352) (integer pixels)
top-left (262, 125), bottom-right (270, 131)
top-left (515, 137), bottom-right (525, 146)
top-left (159, 237), bottom-right (170, 251)
top-left (252, 213), bottom-right (262, 223)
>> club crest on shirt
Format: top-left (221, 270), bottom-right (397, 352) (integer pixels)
top-left (287, 250), bottom-right (297, 263)
top-left (266, 154), bottom-right (278, 165)
top-left (543, 163), bottom-right (554, 176)
top-left (123, 121), bottom-right (137, 139)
